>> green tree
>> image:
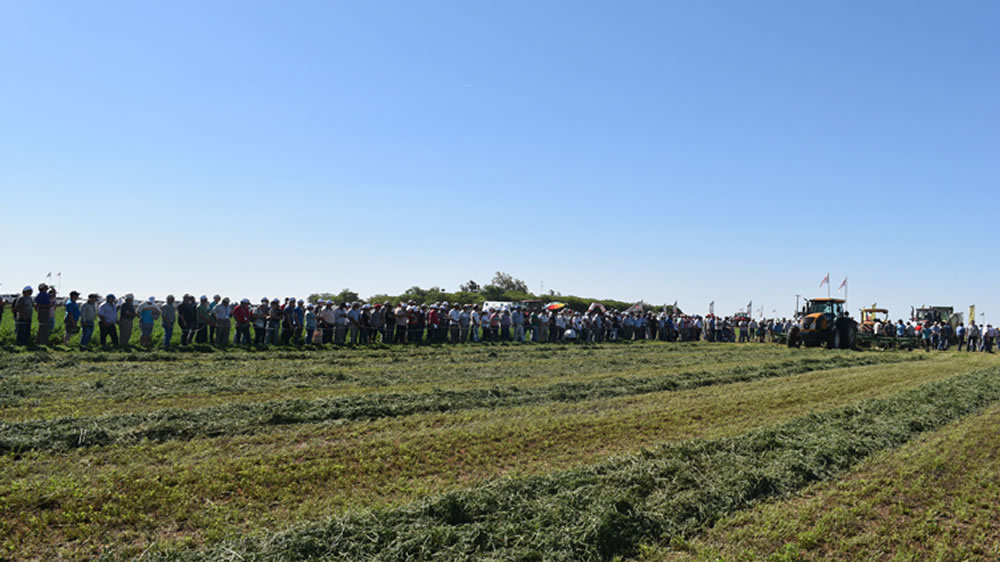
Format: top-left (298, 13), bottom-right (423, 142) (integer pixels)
top-left (491, 272), bottom-right (528, 293)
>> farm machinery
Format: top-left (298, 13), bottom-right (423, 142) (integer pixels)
top-left (787, 297), bottom-right (857, 349)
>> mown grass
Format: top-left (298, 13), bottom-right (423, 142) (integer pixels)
top-left (0, 352), bottom-right (919, 452)
top-left (653, 399), bottom-right (1000, 561)
top-left (136, 363), bottom-right (1000, 561)
top-left (0, 344), bottom-right (818, 421)
top-left (0, 353), bottom-right (987, 560)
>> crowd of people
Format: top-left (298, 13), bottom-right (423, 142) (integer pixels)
top-left (4, 284), bottom-right (997, 353)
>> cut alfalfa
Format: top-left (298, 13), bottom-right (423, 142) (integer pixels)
top-left (141, 366), bottom-right (1000, 562)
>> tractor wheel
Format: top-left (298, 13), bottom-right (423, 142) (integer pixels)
top-left (787, 326), bottom-right (800, 348)
top-left (829, 329), bottom-right (841, 349)
top-left (846, 324), bottom-right (857, 350)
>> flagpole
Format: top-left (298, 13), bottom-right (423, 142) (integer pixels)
top-left (827, 272), bottom-right (831, 298)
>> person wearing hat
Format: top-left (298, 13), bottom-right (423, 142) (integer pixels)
top-left (280, 298), bottom-right (298, 345)
top-left (98, 294), bottom-right (120, 347)
top-left (318, 301), bottom-right (336, 344)
top-left (253, 298), bottom-right (269, 346)
top-left (212, 297), bottom-right (231, 348)
top-left (304, 303), bottom-right (317, 344)
top-left (207, 295), bottom-right (222, 344)
top-left (194, 296), bottom-right (210, 344)
top-left (63, 291), bottom-right (82, 345)
top-left (294, 300), bottom-right (306, 344)
top-left (333, 302), bottom-right (349, 345)
top-left (232, 298), bottom-right (253, 347)
top-left (177, 295), bottom-right (196, 346)
top-left (266, 299), bottom-right (282, 346)
top-left (161, 295), bottom-right (177, 349)
top-left (137, 297), bottom-right (162, 347)
top-left (80, 294), bottom-right (99, 347)
top-left (13, 286), bottom-right (34, 346)
top-left (33, 283), bottom-right (53, 346)
top-left (118, 294), bottom-right (136, 349)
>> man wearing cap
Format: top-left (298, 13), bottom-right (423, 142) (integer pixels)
top-left (161, 295), bottom-right (177, 349)
top-left (137, 297), bottom-right (162, 347)
top-left (317, 301), bottom-right (335, 344)
top-left (267, 299), bottom-right (282, 346)
top-left (207, 295), bottom-right (221, 343)
top-left (195, 296), bottom-right (210, 343)
top-left (232, 298), bottom-right (253, 347)
top-left (34, 283), bottom-right (53, 345)
top-left (118, 294), bottom-right (136, 349)
top-left (304, 303), bottom-right (318, 344)
top-left (213, 297), bottom-right (231, 348)
top-left (253, 298), bottom-right (269, 346)
top-left (63, 291), bottom-right (82, 344)
top-left (177, 295), bottom-right (197, 346)
top-left (294, 300), bottom-right (306, 344)
top-left (369, 303), bottom-right (383, 344)
top-left (13, 286), bottom-right (34, 346)
top-left (281, 298), bottom-right (298, 345)
top-left (80, 294), bottom-right (98, 347)
top-left (98, 294), bottom-right (119, 347)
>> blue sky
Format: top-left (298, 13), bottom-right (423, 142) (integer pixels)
top-left (2, 1), bottom-right (998, 321)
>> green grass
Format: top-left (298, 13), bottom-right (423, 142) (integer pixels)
top-left (140, 362), bottom-right (1000, 561)
top-left (656, 400), bottom-right (1000, 561)
top-left (0, 352), bottom-right (919, 452)
top-left (1, 341), bottom-right (997, 560)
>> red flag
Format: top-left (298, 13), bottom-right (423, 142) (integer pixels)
top-left (819, 273), bottom-right (830, 289)
top-left (838, 277), bottom-right (847, 291)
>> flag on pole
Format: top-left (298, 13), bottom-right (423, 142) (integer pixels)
top-left (45, 271), bottom-right (52, 279)
top-left (709, 301), bottom-right (714, 315)
top-left (970, 305), bottom-right (976, 325)
top-left (838, 276), bottom-right (847, 292)
top-left (746, 300), bottom-right (752, 315)
top-left (819, 273), bottom-right (829, 289)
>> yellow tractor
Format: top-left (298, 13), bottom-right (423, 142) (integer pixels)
top-left (787, 297), bottom-right (857, 349)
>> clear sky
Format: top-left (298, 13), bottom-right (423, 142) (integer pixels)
top-left (3, 1), bottom-right (998, 321)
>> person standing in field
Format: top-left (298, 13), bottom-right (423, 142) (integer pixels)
top-left (13, 286), bottom-right (33, 346)
top-left (213, 297), bottom-right (231, 348)
top-left (369, 303), bottom-right (383, 344)
top-left (253, 298), bottom-right (269, 346)
top-left (232, 298), bottom-right (252, 347)
top-left (206, 294), bottom-right (221, 344)
top-left (63, 291), bottom-right (82, 344)
top-left (267, 299), bottom-right (282, 346)
top-left (33, 283), bottom-right (53, 345)
top-left (459, 305), bottom-right (471, 342)
top-left (80, 293), bottom-right (98, 347)
top-left (98, 294), bottom-right (119, 347)
top-left (161, 295), bottom-right (176, 349)
top-left (118, 294), bottom-right (136, 349)
top-left (137, 297), bottom-right (161, 347)
top-left (195, 296), bottom-right (210, 343)
top-left (347, 302), bottom-right (361, 344)
top-left (177, 295), bottom-right (197, 345)
top-left (303, 303), bottom-right (317, 344)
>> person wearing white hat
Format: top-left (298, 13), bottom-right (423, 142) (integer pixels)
top-left (161, 295), bottom-right (176, 350)
top-left (13, 286), bottom-right (34, 346)
top-left (304, 303), bottom-right (318, 344)
top-left (32, 283), bottom-right (54, 346)
top-left (98, 294), bottom-right (120, 347)
top-left (118, 294), bottom-right (137, 349)
top-left (136, 296), bottom-right (162, 347)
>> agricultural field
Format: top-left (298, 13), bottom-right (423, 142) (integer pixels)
top-left (2, 341), bottom-right (1000, 560)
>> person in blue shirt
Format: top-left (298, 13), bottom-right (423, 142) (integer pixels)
top-left (63, 291), bottom-right (82, 344)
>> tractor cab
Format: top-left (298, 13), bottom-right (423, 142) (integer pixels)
top-left (792, 297), bottom-right (856, 349)
top-left (859, 307), bottom-right (890, 334)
